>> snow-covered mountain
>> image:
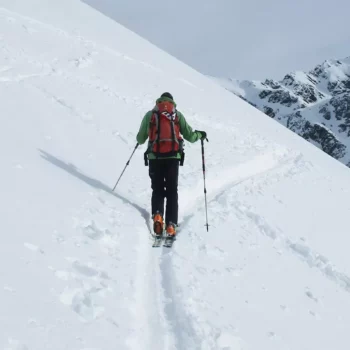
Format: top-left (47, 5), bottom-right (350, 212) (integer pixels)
top-left (216, 57), bottom-right (350, 167)
top-left (2, 1), bottom-right (350, 350)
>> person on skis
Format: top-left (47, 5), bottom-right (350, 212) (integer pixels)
top-left (136, 92), bottom-right (206, 238)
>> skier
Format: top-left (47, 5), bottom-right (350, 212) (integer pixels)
top-left (136, 92), bottom-right (206, 238)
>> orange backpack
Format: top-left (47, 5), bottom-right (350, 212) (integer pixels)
top-left (148, 100), bottom-right (182, 157)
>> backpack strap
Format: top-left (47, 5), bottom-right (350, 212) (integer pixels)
top-left (157, 112), bottom-right (161, 157)
top-left (151, 111), bottom-right (161, 158)
top-left (170, 113), bottom-right (177, 153)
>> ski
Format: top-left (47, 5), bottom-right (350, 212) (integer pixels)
top-left (152, 235), bottom-right (163, 247)
top-left (163, 235), bottom-right (175, 248)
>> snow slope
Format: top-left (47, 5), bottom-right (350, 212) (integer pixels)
top-left (1, 1), bottom-right (350, 349)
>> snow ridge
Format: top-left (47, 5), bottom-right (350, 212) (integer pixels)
top-left (216, 57), bottom-right (350, 167)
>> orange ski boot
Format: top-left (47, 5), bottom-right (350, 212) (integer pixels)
top-left (153, 212), bottom-right (164, 237)
top-left (166, 222), bottom-right (176, 237)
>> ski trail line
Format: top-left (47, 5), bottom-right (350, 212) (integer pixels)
top-left (39, 149), bottom-right (305, 349)
top-left (38, 150), bottom-right (170, 349)
top-left (159, 249), bottom-right (201, 350)
top-left (155, 150), bottom-right (306, 349)
top-left (127, 227), bottom-right (173, 350)
top-left (179, 150), bottom-right (304, 228)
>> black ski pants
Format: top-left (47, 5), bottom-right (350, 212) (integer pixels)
top-left (149, 159), bottom-right (179, 225)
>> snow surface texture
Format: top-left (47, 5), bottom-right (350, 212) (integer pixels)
top-left (215, 57), bottom-right (350, 167)
top-left (1, 1), bottom-right (350, 349)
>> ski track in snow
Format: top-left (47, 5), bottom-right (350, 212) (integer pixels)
top-left (39, 146), bottom-right (299, 349)
top-left (39, 149), bottom-right (172, 349)
top-left (161, 149), bottom-right (350, 348)
top-left (155, 150), bottom-right (307, 349)
top-left (40, 142), bottom-right (350, 348)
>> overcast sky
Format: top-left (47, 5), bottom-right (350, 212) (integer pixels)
top-left (83, 0), bottom-right (350, 80)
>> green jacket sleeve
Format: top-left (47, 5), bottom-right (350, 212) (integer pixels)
top-left (136, 111), bottom-right (152, 145)
top-left (178, 111), bottom-right (201, 143)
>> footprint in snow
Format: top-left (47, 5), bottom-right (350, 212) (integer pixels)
top-left (60, 287), bottom-right (104, 322)
top-left (72, 260), bottom-right (100, 278)
top-left (68, 259), bottom-right (110, 280)
top-left (58, 260), bottom-right (109, 321)
top-left (82, 221), bottom-right (105, 240)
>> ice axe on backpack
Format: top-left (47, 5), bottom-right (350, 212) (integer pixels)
top-left (113, 143), bottom-right (139, 191)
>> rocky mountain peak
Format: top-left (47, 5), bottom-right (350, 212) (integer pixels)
top-left (219, 57), bottom-right (350, 167)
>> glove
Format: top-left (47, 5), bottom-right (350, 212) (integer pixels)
top-left (196, 130), bottom-right (207, 140)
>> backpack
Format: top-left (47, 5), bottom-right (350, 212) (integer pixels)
top-left (148, 100), bottom-right (183, 157)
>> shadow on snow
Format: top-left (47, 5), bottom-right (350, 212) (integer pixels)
top-left (39, 149), bottom-right (152, 234)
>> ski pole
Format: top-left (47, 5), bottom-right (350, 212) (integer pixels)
top-left (201, 138), bottom-right (209, 231)
top-left (113, 143), bottom-right (139, 191)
